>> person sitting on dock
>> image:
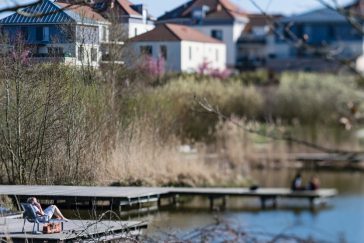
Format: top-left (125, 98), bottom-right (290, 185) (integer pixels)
top-left (291, 173), bottom-right (305, 191)
top-left (308, 176), bottom-right (320, 191)
top-left (27, 197), bottom-right (68, 221)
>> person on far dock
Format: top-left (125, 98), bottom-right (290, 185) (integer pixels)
top-left (291, 173), bottom-right (305, 191)
top-left (308, 176), bottom-right (320, 191)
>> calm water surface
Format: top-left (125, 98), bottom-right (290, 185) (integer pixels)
top-left (143, 170), bottom-right (364, 242)
top-left (62, 170), bottom-right (364, 242)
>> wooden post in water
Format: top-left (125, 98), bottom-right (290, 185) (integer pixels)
top-left (222, 196), bottom-right (227, 210)
top-left (109, 198), bottom-right (121, 211)
top-left (209, 196), bottom-right (214, 210)
top-left (309, 197), bottom-right (315, 210)
top-left (260, 197), bottom-right (266, 209)
top-left (272, 197), bottom-right (277, 209)
top-left (172, 194), bottom-right (179, 207)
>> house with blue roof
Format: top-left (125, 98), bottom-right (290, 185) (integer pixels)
top-left (0, 0), bottom-right (110, 66)
top-left (267, 0), bottom-right (364, 71)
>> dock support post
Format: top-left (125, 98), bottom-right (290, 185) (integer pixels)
top-left (260, 197), bottom-right (266, 209)
top-left (172, 194), bottom-right (179, 206)
top-left (209, 197), bottom-right (214, 210)
top-left (272, 197), bottom-right (277, 209)
top-left (157, 197), bottom-right (161, 208)
top-left (222, 196), bottom-right (227, 210)
top-left (89, 199), bottom-right (97, 208)
top-left (309, 198), bottom-right (315, 210)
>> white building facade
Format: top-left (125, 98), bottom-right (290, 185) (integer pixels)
top-left (131, 24), bottom-right (226, 72)
top-left (157, 0), bottom-right (247, 68)
top-left (56, 0), bottom-right (155, 39)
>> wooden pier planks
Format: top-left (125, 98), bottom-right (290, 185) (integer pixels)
top-left (0, 219), bottom-right (147, 242)
top-left (0, 185), bottom-right (337, 203)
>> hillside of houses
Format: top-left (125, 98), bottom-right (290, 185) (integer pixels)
top-left (1, 0), bottom-right (364, 73)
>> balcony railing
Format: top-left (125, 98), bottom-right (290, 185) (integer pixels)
top-left (238, 36), bottom-right (267, 44)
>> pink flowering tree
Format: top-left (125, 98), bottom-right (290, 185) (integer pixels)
top-left (198, 60), bottom-right (232, 80)
top-left (140, 55), bottom-right (165, 79)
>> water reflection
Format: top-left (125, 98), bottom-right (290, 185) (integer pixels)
top-left (62, 170), bottom-right (364, 242)
top-left (145, 170), bottom-right (364, 242)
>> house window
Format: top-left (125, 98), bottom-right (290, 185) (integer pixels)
top-left (211, 30), bottom-right (223, 41)
top-left (36, 27), bottom-right (42, 41)
top-left (189, 46), bottom-right (192, 60)
top-left (20, 26), bottom-right (28, 41)
top-left (78, 46), bottom-right (84, 61)
top-left (36, 26), bottom-right (50, 41)
top-left (140, 45), bottom-right (152, 55)
top-left (328, 25), bottom-right (335, 39)
top-left (48, 47), bottom-right (64, 57)
top-left (102, 26), bottom-right (107, 41)
top-left (134, 28), bottom-right (138, 37)
top-left (160, 45), bottom-right (167, 60)
top-left (215, 49), bottom-right (219, 62)
top-left (91, 47), bottom-right (98, 62)
top-left (43, 27), bottom-right (50, 41)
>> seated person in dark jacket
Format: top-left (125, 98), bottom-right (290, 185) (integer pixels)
top-left (308, 176), bottom-right (320, 191)
top-left (291, 173), bottom-right (305, 191)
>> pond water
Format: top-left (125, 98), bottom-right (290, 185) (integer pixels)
top-left (142, 170), bottom-right (364, 242)
top-left (60, 169), bottom-right (364, 242)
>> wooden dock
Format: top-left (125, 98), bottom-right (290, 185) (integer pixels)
top-left (295, 153), bottom-right (364, 163)
top-left (0, 185), bottom-right (337, 210)
top-left (0, 218), bottom-right (147, 243)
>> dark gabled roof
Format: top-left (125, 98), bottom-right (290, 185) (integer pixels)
top-left (280, 0), bottom-right (364, 24)
top-left (130, 23), bottom-right (223, 43)
top-left (0, 0), bottom-right (73, 24)
top-left (158, 0), bottom-right (247, 22)
top-left (280, 8), bottom-right (346, 23)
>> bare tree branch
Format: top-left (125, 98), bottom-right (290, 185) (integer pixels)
top-left (249, 0), bottom-right (362, 75)
top-left (196, 97), bottom-right (364, 158)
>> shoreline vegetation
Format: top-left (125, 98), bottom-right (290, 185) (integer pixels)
top-left (0, 50), bottom-right (363, 186)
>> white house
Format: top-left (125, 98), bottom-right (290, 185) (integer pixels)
top-left (157, 0), bottom-right (248, 68)
top-left (56, 0), bottom-right (155, 39)
top-left (130, 23), bottom-right (226, 72)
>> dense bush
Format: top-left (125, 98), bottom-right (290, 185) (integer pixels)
top-left (1, 54), bottom-right (362, 187)
top-left (271, 72), bottom-right (361, 125)
top-left (124, 77), bottom-right (264, 141)
top-left (0, 54), bottom-right (112, 185)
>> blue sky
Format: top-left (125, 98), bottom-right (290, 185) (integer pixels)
top-left (0, 0), bottom-right (356, 18)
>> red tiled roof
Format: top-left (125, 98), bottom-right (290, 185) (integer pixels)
top-left (243, 14), bottom-right (282, 34)
top-left (56, 2), bottom-right (107, 22)
top-left (130, 23), bottom-right (223, 43)
top-left (116, 0), bottom-right (141, 16)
